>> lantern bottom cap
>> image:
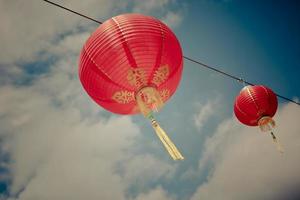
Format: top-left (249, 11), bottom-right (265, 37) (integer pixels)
top-left (258, 116), bottom-right (275, 132)
top-left (136, 87), bottom-right (164, 116)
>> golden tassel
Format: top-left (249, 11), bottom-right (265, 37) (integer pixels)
top-left (149, 116), bottom-right (184, 160)
top-left (270, 131), bottom-right (284, 154)
top-left (258, 116), bottom-right (284, 154)
top-left (136, 86), bottom-right (184, 160)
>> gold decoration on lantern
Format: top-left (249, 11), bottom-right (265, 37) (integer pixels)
top-left (152, 65), bottom-right (169, 86)
top-left (112, 90), bottom-right (134, 104)
top-left (159, 89), bottom-right (170, 102)
top-left (127, 68), bottom-right (146, 88)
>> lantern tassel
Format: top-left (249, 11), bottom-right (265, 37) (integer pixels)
top-left (148, 115), bottom-right (184, 160)
top-left (258, 117), bottom-right (284, 153)
top-left (270, 131), bottom-right (284, 154)
top-left (135, 87), bottom-right (184, 160)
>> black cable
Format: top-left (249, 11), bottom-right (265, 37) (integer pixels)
top-left (42, 0), bottom-right (102, 24)
top-left (183, 56), bottom-right (300, 105)
top-left (183, 56), bottom-right (254, 86)
top-left (41, 0), bottom-right (300, 106)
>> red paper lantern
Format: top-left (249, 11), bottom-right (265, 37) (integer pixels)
top-left (79, 13), bottom-right (183, 115)
top-left (234, 85), bottom-right (283, 152)
top-left (78, 14), bottom-right (184, 160)
top-left (234, 85), bottom-right (278, 129)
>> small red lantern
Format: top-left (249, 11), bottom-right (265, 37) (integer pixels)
top-left (79, 14), bottom-right (184, 160)
top-left (234, 85), bottom-right (283, 152)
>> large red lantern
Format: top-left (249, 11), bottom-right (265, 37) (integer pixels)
top-left (234, 85), bottom-right (283, 152)
top-left (79, 14), bottom-right (184, 160)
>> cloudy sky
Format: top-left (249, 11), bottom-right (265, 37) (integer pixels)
top-left (1, 0), bottom-right (300, 200)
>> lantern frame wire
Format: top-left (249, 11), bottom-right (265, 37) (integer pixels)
top-left (41, 0), bottom-right (300, 106)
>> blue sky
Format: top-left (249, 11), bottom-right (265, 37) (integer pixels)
top-left (0, 0), bottom-right (300, 200)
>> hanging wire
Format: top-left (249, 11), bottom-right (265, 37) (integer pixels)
top-left (183, 56), bottom-right (300, 105)
top-left (42, 0), bottom-right (103, 24)
top-left (41, 0), bottom-right (300, 106)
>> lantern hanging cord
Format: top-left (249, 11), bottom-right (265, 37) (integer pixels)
top-left (42, 0), bottom-right (103, 24)
top-left (183, 56), bottom-right (300, 106)
top-left (41, 0), bottom-right (300, 106)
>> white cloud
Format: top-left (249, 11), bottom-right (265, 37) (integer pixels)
top-left (161, 11), bottom-right (183, 28)
top-left (0, 69), bottom-right (140, 199)
top-left (12, 116), bottom-right (138, 200)
top-left (0, 0), bottom-right (125, 64)
top-left (132, 0), bottom-right (170, 14)
top-left (134, 187), bottom-right (173, 200)
top-left (0, 0), bottom-right (130, 92)
top-left (0, 64), bottom-right (23, 84)
top-left (132, 0), bottom-right (184, 28)
top-left (194, 99), bottom-right (219, 130)
top-left (191, 103), bottom-right (300, 200)
top-left (120, 154), bottom-right (177, 190)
